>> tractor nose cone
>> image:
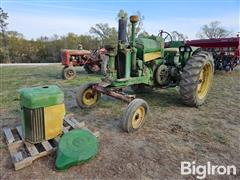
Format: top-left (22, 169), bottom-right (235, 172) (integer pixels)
top-left (130, 15), bottom-right (139, 23)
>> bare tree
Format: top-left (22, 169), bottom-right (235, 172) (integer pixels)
top-left (117, 9), bottom-right (128, 20)
top-left (138, 31), bottom-right (149, 38)
top-left (0, 8), bottom-right (9, 63)
top-left (171, 31), bottom-right (188, 41)
top-left (90, 23), bottom-right (117, 45)
top-left (197, 21), bottom-right (232, 39)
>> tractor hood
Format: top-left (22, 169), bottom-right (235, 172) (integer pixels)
top-left (136, 37), bottom-right (164, 61)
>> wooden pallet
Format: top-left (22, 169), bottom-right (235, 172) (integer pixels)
top-left (3, 114), bottom-right (99, 170)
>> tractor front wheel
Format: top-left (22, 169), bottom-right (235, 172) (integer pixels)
top-left (62, 67), bottom-right (76, 80)
top-left (179, 51), bottom-right (214, 106)
top-left (76, 83), bottom-right (101, 108)
top-left (122, 98), bottom-right (149, 132)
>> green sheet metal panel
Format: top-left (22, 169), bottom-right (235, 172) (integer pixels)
top-left (55, 129), bottom-right (99, 171)
top-left (169, 41), bottom-right (185, 48)
top-left (19, 85), bottom-right (64, 109)
top-left (136, 38), bottom-right (162, 53)
top-left (164, 48), bottom-right (179, 65)
top-left (136, 37), bottom-right (164, 60)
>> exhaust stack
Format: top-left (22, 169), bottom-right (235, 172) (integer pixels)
top-left (118, 18), bottom-right (127, 43)
top-left (130, 15), bottom-right (139, 71)
top-left (130, 15), bottom-right (139, 47)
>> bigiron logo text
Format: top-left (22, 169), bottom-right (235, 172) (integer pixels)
top-left (181, 161), bottom-right (237, 179)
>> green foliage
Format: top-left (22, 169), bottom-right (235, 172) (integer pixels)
top-left (3, 32), bottom-right (101, 63)
top-left (0, 8), bottom-right (8, 33)
top-left (0, 9), bottom-right (146, 63)
top-left (0, 8), bottom-right (10, 63)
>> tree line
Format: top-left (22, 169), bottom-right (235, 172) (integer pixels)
top-left (0, 8), bottom-right (233, 63)
top-left (0, 31), bottom-right (102, 63)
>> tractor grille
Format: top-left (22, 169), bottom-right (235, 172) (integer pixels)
top-left (116, 52), bottom-right (126, 78)
top-left (23, 107), bottom-right (45, 143)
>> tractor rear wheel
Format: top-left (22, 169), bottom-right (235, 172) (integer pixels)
top-left (179, 51), bottom-right (214, 107)
top-left (76, 83), bottom-right (101, 108)
top-left (62, 67), bottom-right (76, 80)
top-left (122, 98), bottom-right (149, 133)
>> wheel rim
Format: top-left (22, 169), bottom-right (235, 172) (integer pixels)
top-left (82, 88), bottom-right (98, 106)
top-left (197, 63), bottom-right (212, 100)
top-left (158, 66), bottom-right (169, 85)
top-left (66, 69), bottom-right (74, 78)
top-left (132, 106), bottom-right (145, 129)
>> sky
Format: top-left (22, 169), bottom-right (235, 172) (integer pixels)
top-left (1, 0), bottom-right (239, 40)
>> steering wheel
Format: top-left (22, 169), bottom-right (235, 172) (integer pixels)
top-left (158, 30), bottom-right (173, 43)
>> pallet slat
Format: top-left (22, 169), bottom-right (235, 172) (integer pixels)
top-left (64, 118), bottom-right (78, 129)
top-left (13, 152), bottom-right (23, 162)
top-left (14, 157), bottom-right (33, 171)
top-left (16, 126), bottom-right (23, 139)
top-left (64, 114), bottom-right (85, 129)
top-left (16, 126), bottom-right (39, 156)
top-left (70, 118), bottom-right (85, 128)
top-left (62, 126), bottom-right (70, 134)
top-left (82, 127), bottom-right (100, 138)
top-left (3, 127), bottom-right (15, 144)
top-left (41, 141), bottom-right (53, 151)
top-left (25, 143), bottom-right (39, 156)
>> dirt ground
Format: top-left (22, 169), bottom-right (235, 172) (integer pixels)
top-left (0, 65), bottom-right (239, 179)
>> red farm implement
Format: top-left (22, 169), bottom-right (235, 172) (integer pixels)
top-left (61, 48), bottom-right (106, 80)
top-left (186, 36), bottom-right (240, 71)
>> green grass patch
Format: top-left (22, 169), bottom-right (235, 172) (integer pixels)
top-left (0, 65), bottom-right (102, 116)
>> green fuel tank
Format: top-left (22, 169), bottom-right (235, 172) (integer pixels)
top-left (136, 37), bottom-right (164, 61)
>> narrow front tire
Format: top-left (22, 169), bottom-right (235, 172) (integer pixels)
top-left (76, 83), bottom-right (101, 108)
top-left (122, 98), bottom-right (149, 133)
top-left (62, 67), bottom-right (76, 80)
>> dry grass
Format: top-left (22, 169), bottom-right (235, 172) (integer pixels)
top-left (0, 65), bottom-right (239, 179)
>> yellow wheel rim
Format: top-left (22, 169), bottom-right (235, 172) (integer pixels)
top-left (132, 106), bottom-right (145, 129)
top-left (197, 63), bottom-right (213, 100)
top-left (82, 88), bottom-right (98, 106)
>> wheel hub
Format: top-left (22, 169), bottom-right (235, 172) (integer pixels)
top-left (83, 89), bottom-right (98, 106)
top-left (197, 63), bottom-right (212, 100)
top-left (66, 70), bottom-right (74, 78)
top-left (132, 106), bottom-right (145, 129)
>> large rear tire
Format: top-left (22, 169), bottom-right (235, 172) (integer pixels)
top-left (76, 83), bottom-right (101, 108)
top-left (179, 51), bottom-right (214, 107)
top-left (122, 98), bottom-right (149, 133)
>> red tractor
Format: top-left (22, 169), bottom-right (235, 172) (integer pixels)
top-left (61, 48), bottom-right (106, 80)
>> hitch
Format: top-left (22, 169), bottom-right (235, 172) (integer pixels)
top-left (92, 85), bottom-right (134, 103)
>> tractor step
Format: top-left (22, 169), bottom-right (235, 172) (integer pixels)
top-left (2, 114), bottom-right (99, 170)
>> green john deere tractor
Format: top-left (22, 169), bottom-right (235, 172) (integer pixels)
top-left (76, 15), bottom-right (214, 132)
